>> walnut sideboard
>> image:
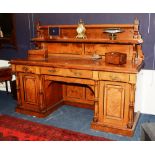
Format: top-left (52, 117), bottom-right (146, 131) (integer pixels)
top-left (10, 19), bottom-right (144, 136)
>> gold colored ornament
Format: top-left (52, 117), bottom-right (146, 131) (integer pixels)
top-left (76, 19), bottom-right (87, 39)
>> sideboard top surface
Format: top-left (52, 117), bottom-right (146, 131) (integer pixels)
top-left (10, 55), bottom-right (143, 73)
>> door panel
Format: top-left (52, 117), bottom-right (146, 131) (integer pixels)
top-left (104, 83), bottom-right (125, 120)
top-left (63, 84), bottom-right (94, 105)
top-left (23, 76), bottom-right (37, 104)
top-left (99, 81), bottom-right (129, 127)
top-left (19, 73), bottom-right (40, 110)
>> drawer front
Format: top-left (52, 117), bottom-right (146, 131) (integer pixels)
top-left (99, 72), bottom-right (129, 82)
top-left (41, 67), bottom-right (93, 79)
top-left (16, 65), bottom-right (37, 74)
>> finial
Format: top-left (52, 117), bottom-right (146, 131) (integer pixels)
top-left (134, 17), bottom-right (139, 25)
top-left (79, 19), bottom-right (83, 23)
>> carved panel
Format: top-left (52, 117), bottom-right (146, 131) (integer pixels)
top-left (63, 84), bottom-right (94, 106)
top-left (66, 85), bottom-right (85, 99)
top-left (104, 84), bottom-right (125, 119)
top-left (22, 75), bottom-right (38, 104)
top-left (19, 74), bottom-right (39, 107)
top-left (99, 81), bottom-right (129, 127)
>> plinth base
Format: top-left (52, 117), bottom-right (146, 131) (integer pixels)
top-left (15, 101), bottom-right (63, 118)
top-left (91, 112), bottom-right (140, 137)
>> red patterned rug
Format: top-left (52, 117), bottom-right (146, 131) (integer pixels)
top-left (0, 115), bottom-right (111, 141)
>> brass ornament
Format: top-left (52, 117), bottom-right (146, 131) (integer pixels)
top-left (76, 19), bottom-right (87, 39)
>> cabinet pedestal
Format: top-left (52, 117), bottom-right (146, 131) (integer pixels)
top-left (15, 100), bottom-right (63, 118)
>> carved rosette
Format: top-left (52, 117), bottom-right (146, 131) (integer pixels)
top-left (133, 18), bottom-right (141, 39)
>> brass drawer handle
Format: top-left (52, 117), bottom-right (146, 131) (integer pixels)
top-left (70, 69), bottom-right (82, 77)
top-left (48, 69), bottom-right (57, 73)
top-left (109, 75), bottom-right (120, 81)
top-left (22, 66), bottom-right (29, 72)
top-left (74, 72), bottom-right (82, 76)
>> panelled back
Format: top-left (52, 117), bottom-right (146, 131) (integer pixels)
top-left (32, 21), bottom-right (143, 61)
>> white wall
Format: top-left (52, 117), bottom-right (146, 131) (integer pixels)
top-left (0, 60), bottom-right (14, 92)
top-left (135, 69), bottom-right (155, 115)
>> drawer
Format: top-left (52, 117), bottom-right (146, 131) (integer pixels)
top-left (16, 65), bottom-right (37, 74)
top-left (41, 67), bottom-right (93, 79)
top-left (99, 72), bottom-right (129, 82)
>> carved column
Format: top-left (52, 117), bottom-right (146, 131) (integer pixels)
top-left (15, 73), bottom-right (22, 107)
top-left (38, 75), bottom-right (45, 110)
top-left (127, 84), bottom-right (135, 129)
top-left (93, 81), bottom-right (99, 122)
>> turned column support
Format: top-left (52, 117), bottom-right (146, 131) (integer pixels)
top-left (127, 83), bottom-right (135, 129)
top-left (15, 73), bottom-right (22, 106)
top-left (38, 75), bottom-right (45, 110)
top-left (93, 81), bottom-right (100, 122)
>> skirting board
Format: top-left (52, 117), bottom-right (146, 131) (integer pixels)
top-left (91, 112), bottom-right (140, 137)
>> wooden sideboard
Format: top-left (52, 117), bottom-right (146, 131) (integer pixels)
top-left (10, 19), bottom-right (144, 136)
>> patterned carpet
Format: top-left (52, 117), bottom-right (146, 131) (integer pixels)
top-left (0, 114), bottom-right (111, 141)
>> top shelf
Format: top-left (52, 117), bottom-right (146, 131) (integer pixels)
top-left (32, 38), bottom-right (143, 44)
top-left (33, 19), bottom-right (143, 45)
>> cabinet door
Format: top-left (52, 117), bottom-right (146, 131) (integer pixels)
top-left (99, 81), bottom-right (129, 127)
top-left (19, 73), bottom-right (41, 111)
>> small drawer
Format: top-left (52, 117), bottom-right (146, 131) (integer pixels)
top-left (41, 67), bottom-right (93, 79)
top-left (16, 65), bottom-right (37, 74)
top-left (99, 72), bottom-right (129, 82)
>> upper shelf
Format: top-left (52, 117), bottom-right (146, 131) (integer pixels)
top-left (32, 19), bottom-right (143, 45)
top-left (32, 38), bottom-right (143, 44)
